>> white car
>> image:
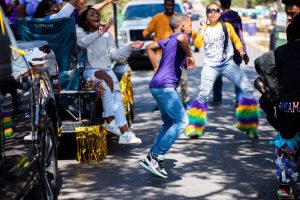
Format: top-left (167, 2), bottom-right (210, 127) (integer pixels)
top-left (118, 0), bottom-right (196, 70)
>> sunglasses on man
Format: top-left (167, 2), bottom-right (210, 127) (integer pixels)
top-left (206, 8), bottom-right (220, 14)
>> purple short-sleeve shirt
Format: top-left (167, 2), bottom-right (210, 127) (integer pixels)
top-left (149, 33), bottom-right (190, 89)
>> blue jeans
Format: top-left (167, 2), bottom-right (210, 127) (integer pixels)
top-left (213, 75), bottom-right (243, 103)
top-left (198, 59), bottom-right (254, 103)
top-left (150, 88), bottom-right (189, 156)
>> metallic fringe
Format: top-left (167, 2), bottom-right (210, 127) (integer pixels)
top-left (185, 98), bottom-right (208, 138)
top-left (120, 68), bottom-right (133, 117)
top-left (235, 97), bottom-right (260, 135)
top-left (75, 125), bottom-right (107, 163)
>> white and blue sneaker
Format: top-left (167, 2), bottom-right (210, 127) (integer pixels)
top-left (119, 131), bottom-right (142, 144)
top-left (105, 119), bottom-right (121, 136)
top-left (141, 153), bottom-right (168, 178)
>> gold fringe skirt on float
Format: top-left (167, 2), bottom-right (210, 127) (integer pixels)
top-left (75, 125), bottom-right (107, 163)
top-left (119, 69), bottom-right (133, 117)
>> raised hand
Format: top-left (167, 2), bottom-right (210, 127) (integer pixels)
top-left (199, 20), bottom-right (207, 31)
top-left (98, 20), bottom-right (113, 34)
top-left (131, 41), bottom-right (144, 49)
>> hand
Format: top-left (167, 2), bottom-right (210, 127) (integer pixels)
top-left (199, 20), bottom-right (207, 31)
top-left (185, 56), bottom-right (196, 70)
top-left (98, 21), bottom-right (113, 34)
top-left (131, 41), bottom-right (144, 49)
top-left (241, 53), bottom-right (249, 65)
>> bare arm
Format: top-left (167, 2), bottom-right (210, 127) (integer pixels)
top-left (177, 34), bottom-right (196, 70)
top-left (177, 34), bottom-right (192, 57)
top-left (146, 42), bottom-right (161, 71)
top-left (93, 0), bottom-right (117, 10)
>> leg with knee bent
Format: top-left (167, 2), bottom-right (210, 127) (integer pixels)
top-left (185, 66), bottom-right (219, 138)
top-left (222, 61), bottom-right (260, 138)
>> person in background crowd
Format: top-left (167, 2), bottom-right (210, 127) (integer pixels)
top-left (210, 0), bottom-right (246, 107)
top-left (259, 0), bottom-right (300, 133)
top-left (282, 0), bottom-right (300, 24)
top-left (140, 13), bottom-right (195, 178)
top-left (76, 6), bottom-right (143, 144)
top-left (33, 0), bottom-right (78, 19)
top-left (182, 0), bottom-right (193, 14)
top-left (270, 14), bottom-right (300, 199)
top-left (74, 0), bottom-right (117, 24)
top-left (143, 0), bottom-right (192, 111)
top-left (18, 0), bottom-right (62, 18)
top-left (185, 3), bottom-right (260, 140)
top-left (0, 0), bottom-right (19, 33)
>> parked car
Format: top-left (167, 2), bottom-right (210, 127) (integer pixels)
top-left (118, 0), bottom-right (199, 70)
top-left (0, 7), bottom-right (60, 200)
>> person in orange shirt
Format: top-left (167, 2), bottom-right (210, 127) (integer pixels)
top-left (143, 0), bottom-right (191, 110)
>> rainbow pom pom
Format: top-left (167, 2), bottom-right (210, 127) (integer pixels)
top-left (235, 97), bottom-right (260, 135)
top-left (1, 111), bottom-right (13, 138)
top-left (185, 98), bottom-right (208, 138)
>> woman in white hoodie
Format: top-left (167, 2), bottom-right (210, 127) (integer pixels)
top-left (76, 6), bottom-right (144, 144)
top-left (185, 3), bottom-right (260, 140)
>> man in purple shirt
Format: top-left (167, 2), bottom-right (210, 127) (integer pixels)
top-left (140, 13), bottom-right (195, 179)
top-left (211, 0), bottom-right (247, 107)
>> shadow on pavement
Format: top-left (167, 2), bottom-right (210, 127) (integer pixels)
top-left (58, 65), bottom-right (279, 200)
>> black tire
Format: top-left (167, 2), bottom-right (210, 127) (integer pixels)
top-left (130, 103), bottom-right (134, 121)
top-left (39, 115), bottom-right (58, 200)
top-left (84, 96), bottom-right (103, 124)
top-left (89, 98), bottom-right (98, 123)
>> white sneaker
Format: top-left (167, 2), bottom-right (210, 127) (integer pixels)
top-left (119, 131), bottom-right (142, 144)
top-left (105, 120), bottom-right (121, 136)
top-left (24, 132), bottom-right (37, 141)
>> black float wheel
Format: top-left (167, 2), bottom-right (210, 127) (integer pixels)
top-left (40, 115), bottom-right (58, 200)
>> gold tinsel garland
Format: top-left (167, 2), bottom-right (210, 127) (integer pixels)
top-left (119, 69), bottom-right (133, 117)
top-left (75, 125), bottom-right (107, 163)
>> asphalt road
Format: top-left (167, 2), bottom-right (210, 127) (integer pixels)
top-left (57, 36), bottom-right (281, 200)
top-left (57, 1), bottom-right (282, 199)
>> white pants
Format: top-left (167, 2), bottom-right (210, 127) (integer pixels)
top-left (83, 69), bottom-right (127, 127)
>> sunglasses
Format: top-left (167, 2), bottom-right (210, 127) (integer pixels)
top-left (206, 8), bottom-right (220, 14)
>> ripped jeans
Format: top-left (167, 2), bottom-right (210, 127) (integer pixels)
top-left (83, 69), bottom-right (127, 127)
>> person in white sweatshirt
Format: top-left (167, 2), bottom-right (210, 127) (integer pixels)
top-left (77, 6), bottom-right (144, 144)
top-left (185, 2), bottom-right (260, 140)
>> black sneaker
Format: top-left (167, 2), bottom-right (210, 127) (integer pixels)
top-left (143, 153), bottom-right (168, 178)
top-left (140, 159), bottom-right (153, 173)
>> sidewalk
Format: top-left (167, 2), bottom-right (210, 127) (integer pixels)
top-left (243, 31), bottom-right (270, 53)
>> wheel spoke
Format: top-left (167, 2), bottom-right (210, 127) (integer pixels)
top-left (45, 173), bottom-right (54, 199)
top-left (45, 131), bottom-right (53, 165)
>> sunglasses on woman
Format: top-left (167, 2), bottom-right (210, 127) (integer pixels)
top-left (206, 8), bottom-right (220, 14)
